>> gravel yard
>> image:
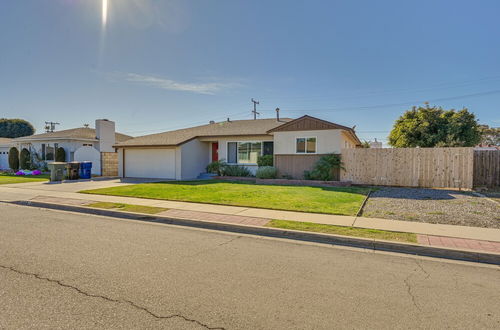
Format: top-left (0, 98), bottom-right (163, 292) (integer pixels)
top-left (362, 187), bottom-right (500, 229)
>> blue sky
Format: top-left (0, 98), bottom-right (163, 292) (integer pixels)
top-left (1, 0), bottom-right (499, 144)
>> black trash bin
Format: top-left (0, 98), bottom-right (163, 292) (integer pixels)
top-left (66, 162), bottom-right (80, 180)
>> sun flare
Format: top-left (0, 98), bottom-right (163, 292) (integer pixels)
top-left (102, 0), bottom-right (108, 27)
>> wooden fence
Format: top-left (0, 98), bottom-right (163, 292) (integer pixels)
top-left (473, 150), bottom-right (500, 188)
top-left (340, 148), bottom-right (475, 189)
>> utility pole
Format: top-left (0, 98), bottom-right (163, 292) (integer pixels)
top-left (44, 121), bottom-right (60, 133)
top-left (251, 98), bottom-right (260, 120)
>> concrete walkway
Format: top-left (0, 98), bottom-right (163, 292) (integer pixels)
top-left (0, 180), bottom-right (499, 244)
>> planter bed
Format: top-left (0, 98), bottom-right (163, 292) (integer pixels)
top-left (214, 176), bottom-right (351, 187)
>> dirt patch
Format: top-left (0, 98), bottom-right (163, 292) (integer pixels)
top-left (362, 187), bottom-right (500, 229)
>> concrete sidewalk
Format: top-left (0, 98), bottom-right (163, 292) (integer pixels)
top-left (0, 181), bottom-right (499, 243)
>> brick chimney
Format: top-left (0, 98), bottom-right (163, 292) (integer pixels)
top-left (95, 119), bottom-right (115, 152)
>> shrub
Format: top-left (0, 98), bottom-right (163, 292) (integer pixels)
top-left (257, 155), bottom-right (273, 167)
top-left (222, 165), bottom-right (252, 177)
top-left (206, 159), bottom-right (227, 175)
top-left (55, 147), bottom-right (66, 162)
top-left (20, 148), bottom-right (30, 170)
top-left (256, 166), bottom-right (278, 179)
top-left (304, 154), bottom-right (344, 181)
top-left (8, 147), bottom-right (19, 171)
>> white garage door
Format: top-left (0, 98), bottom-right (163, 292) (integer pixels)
top-left (124, 149), bottom-right (176, 179)
top-left (0, 150), bottom-right (9, 170)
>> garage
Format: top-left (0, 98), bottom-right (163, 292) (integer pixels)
top-left (124, 148), bottom-right (176, 179)
top-left (0, 149), bottom-right (9, 170)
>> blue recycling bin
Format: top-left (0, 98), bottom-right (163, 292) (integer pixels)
top-left (79, 161), bottom-right (92, 179)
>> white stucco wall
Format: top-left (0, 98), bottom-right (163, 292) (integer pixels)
top-left (180, 139), bottom-right (210, 180)
top-left (74, 146), bottom-right (101, 175)
top-left (0, 146), bottom-right (10, 170)
top-left (273, 129), bottom-right (343, 155)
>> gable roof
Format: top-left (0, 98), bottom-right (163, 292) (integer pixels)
top-left (15, 128), bottom-right (132, 142)
top-left (267, 115), bottom-right (361, 145)
top-left (116, 118), bottom-right (293, 147)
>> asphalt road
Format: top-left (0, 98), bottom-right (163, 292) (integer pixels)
top-left (0, 203), bottom-right (499, 329)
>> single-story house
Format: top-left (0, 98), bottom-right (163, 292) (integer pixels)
top-left (114, 115), bottom-right (361, 180)
top-left (13, 119), bottom-right (131, 175)
top-left (0, 138), bottom-right (13, 170)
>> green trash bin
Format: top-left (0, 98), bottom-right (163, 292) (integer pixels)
top-left (66, 161), bottom-right (80, 180)
top-left (48, 162), bottom-right (67, 182)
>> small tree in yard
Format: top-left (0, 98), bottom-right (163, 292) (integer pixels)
top-left (478, 124), bottom-right (500, 146)
top-left (257, 155), bottom-right (273, 167)
top-left (20, 148), bottom-right (30, 170)
top-left (8, 147), bottom-right (19, 171)
top-left (55, 147), bottom-right (66, 162)
top-left (388, 104), bottom-right (481, 147)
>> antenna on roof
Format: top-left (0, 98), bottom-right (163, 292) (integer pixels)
top-left (83, 123), bottom-right (90, 128)
top-left (44, 121), bottom-right (60, 133)
top-left (251, 98), bottom-right (260, 120)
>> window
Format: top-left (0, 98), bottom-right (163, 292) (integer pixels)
top-left (46, 144), bottom-right (54, 161)
top-left (296, 137), bottom-right (316, 154)
top-left (237, 142), bottom-right (262, 164)
top-left (83, 143), bottom-right (93, 147)
top-left (41, 144), bottom-right (46, 159)
top-left (263, 141), bottom-right (274, 155)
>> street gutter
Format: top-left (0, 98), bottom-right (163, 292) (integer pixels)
top-left (6, 200), bottom-right (500, 266)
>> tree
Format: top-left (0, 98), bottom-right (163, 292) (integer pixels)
top-left (8, 147), bottom-right (19, 171)
top-left (388, 104), bottom-right (481, 147)
top-left (478, 124), bottom-right (500, 146)
top-left (55, 147), bottom-right (66, 162)
top-left (361, 140), bottom-right (371, 148)
top-left (20, 148), bottom-right (30, 170)
top-left (0, 118), bottom-right (35, 138)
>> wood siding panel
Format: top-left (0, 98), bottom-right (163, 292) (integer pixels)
top-left (340, 147), bottom-right (475, 189)
top-left (275, 154), bottom-right (340, 180)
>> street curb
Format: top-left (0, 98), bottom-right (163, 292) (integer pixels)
top-left (8, 200), bottom-right (500, 266)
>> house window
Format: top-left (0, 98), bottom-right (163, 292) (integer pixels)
top-left (41, 144), bottom-right (46, 159)
top-left (46, 144), bottom-right (55, 161)
top-left (296, 137), bottom-right (316, 154)
top-left (83, 143), bottom-right (93, 147)
top-left (263, 141), bottom-right (274, 155)
top-left (237, 142), bottom-right (262, 164)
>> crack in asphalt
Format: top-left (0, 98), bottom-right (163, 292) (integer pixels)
top-left (187, 236), bottom-right (242, 258)
top-left (414, 259), bottom-right (430, 279)
top-left (0, 264), bottom-right (225, 330)
top-left (403, 272), bottom-right (421, 311)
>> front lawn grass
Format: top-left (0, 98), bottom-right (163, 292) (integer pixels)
top-left (0, 173), bottom-right (50, 185)
top-left (81, 180), bottom-right (370, 216)
top-left (86, 202), bottom-right (167, 214)
top-left (266, 220), bottom-right (417, 243)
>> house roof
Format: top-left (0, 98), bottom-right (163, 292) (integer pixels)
top-left (0, 138), bottom-right (12, 147)
top-left (15, 127), bottom-right (132, 142)
top-left (267, 115), bottom-right (362, 145)
top-left (115, 118), bottom-right (294, 147)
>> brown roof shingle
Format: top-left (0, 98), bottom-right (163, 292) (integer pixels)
top-left (116, 118), bottom-right (293, 147)
top-left (15, 128), bottom-right (131, 142)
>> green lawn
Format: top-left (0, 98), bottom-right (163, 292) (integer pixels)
top-left (81, 180), bottom-right (370, 215)
top-left (86, 202), bottom-right (168, 214)
top-left (0, 173), bottom-right (50, 185)
top-left (266, 220), bottom-right (417, 243)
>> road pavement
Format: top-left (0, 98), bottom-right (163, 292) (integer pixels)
top-left (0, 203), bottom-right (499, 329)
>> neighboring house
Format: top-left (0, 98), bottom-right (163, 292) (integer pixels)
top-left (0, 138), bottom-right (13, 170)
top-left (14, 119), bottom-right (131, 175)
top-left (114, 115), bottom-right (361, 180)
top-left (369, 138), bottom-right (383, 148)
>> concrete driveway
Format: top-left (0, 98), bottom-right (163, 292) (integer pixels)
top-left (0, 177), bottom-right (163, 193)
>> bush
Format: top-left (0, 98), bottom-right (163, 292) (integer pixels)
top-left (256, 166), bottom-right (278, 179)
top-left (8, 147), bottom-right (19, 171)
top-left (55, 147), bottom-right (66, 162)
top-left (257, 155), bottom-right (273, 167)
top-left (304, 154), bottom-right (344, 181)
top-left (206, 159), bottom-right (227, 175)
top-left (222, 165), bottom-right (252, 177)
top-left (20, 148), bottom-right (30, 170)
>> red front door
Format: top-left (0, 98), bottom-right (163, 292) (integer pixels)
top-left (212, 142), bottom-right (219, 162)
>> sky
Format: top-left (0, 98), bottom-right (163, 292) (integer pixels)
top-left (1, 0), bottom-right (499, 144)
